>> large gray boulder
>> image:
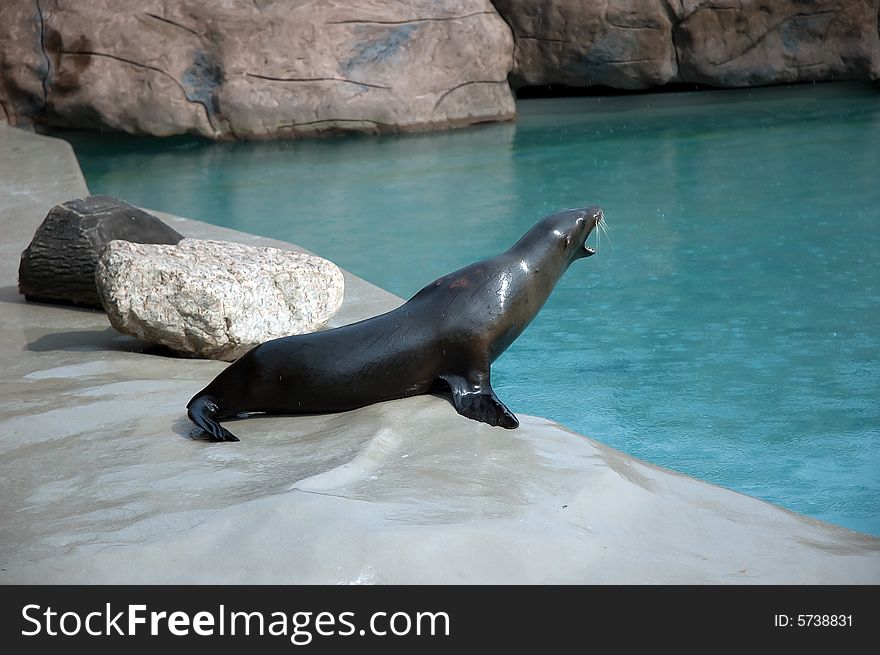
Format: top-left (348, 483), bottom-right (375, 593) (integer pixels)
top-left (493, 0), bottom-right (677, 89)
top-left (96, 238), bottom-right (345, 360)
top-left (0, 0), bottom-right (515, 139)
top-left (493, 0), bottom-right (880, 90)
top-left (674, 0), bottom-right (880, 87)
top-left (18, 195), bottom-right (184, 309)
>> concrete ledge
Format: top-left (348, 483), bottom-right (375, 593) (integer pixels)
top-left (1, 126), bottom-right (878, 583)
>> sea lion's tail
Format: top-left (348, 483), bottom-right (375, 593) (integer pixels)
top-left (187, 394), bottom-right (239, 442)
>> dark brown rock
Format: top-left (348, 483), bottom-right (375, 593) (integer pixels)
top-left (18, 195), bottom-right (184, 309)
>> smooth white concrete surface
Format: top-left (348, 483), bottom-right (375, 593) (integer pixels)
top-left (1, 126), bottom-right (878, 584)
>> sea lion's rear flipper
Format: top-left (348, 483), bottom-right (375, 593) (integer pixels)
top-left (187, 394), bottom-right (240, 442)
top-left (442, 374), bottom-right (520, 429)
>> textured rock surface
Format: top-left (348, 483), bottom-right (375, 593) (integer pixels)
top-left (96, 238), bottom-right (345, 360)
top-left (18, 194), bottom-right (183, 309)
top-left (493, 0), bottom-right (880, 89)
top-left (0, 0), bottom-right (515, 138)
top-left (674, 0), bottom-right (880, 86)
top-left (493, 0), bottom-right (677, 89)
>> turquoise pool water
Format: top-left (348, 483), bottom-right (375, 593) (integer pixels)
top-left (60, 82), bottom-right (880, 535)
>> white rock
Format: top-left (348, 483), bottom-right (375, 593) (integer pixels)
top-left (96, 238), bottom-right (344, 360)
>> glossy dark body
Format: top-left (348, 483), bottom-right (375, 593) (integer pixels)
top-left (188, 207), bottom-right (602, 441)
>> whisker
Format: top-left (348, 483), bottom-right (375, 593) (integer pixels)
top-left (598, 219), bottom-right (613, 249)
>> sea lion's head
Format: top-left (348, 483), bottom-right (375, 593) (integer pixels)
top-left (545, 205), bottom-right (604, 261)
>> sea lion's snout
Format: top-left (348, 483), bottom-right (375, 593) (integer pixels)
top-left (580, 206), bottom-right (604, 257)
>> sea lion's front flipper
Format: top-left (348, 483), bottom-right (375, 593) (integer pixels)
top-left (442, 373), bottom-right (520, 429)
top-left (457, 392), bottom-right (520, 429)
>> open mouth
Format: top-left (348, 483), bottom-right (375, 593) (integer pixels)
top-left (583, 212), bottom-right (607, 256)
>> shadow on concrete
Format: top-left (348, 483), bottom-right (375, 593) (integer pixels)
top-left (25, 326), bottom-right (180, 357)
top-left (1, 285), bottom-right (23, 302)
top-left (171, 415), bottom-right (208, 441)
top-left (3, 287), bottom-right (194, 358)
top-left (0, 284), bottom-right (103, 311)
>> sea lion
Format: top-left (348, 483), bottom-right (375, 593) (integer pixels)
top-left (188, 206), bottom-right (604, 442)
